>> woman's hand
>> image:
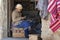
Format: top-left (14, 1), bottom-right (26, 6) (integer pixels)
top-left (21, 16), bottom-right (26, 19)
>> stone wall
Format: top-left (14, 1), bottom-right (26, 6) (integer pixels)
top-left (0, 0), bottom-right (3, 39)
top-left (0, 0), bottom-right (8, 39)
top-left (2, 0), bottom-right (8, 38)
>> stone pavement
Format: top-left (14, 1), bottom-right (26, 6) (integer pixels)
top-left (2, 38), bottom-right (28, 40)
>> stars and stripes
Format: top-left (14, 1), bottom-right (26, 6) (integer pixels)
top-left (48, 0), bottom-right (60, 32)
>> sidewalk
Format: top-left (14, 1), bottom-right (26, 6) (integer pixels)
top-left (2, 38), bottom-right (28, 40)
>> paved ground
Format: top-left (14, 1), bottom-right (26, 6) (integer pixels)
top-left (2, 38), bottom-right (28, 40)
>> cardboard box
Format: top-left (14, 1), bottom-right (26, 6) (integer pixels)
top-left (12, 28), bottom-right (25, 38)
top-left (29, 34), bottom-right (38, 40)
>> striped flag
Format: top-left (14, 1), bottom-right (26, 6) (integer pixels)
top-left (57, 0), bottom-right (60, 20)
top-left (50, 20), bottom-right (60, 32)
top-left (47, 0), bottom-right (60, 32)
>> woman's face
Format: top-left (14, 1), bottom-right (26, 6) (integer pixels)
top-left (17, 8), bottom-right (22, 12)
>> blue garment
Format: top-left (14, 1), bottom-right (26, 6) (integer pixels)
top-left (15, 20), bottom-right (31, 38)
top-left (12, 20), bottom-right (34, 38)
top-left (35, 23), bottom-right (42, 34)
top-left (16, 20), bottom-right (31, 28)
top-left (25, 29), bottom-right (29, 38)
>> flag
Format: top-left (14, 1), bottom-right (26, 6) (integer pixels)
top-left (47, 0), bottom-right (60, 32)
top-left (50, 19), bottom-right (60, 32)
top-left (57, 0), bottom-right (60, 13)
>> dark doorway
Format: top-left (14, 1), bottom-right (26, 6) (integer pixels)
top-left (7, 0), bottom-right (41, 38)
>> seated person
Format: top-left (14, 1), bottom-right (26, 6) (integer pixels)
top-left (12, 4), bottom-right (30, 27)
top-left (12, 4), bottom-right (31, 37)
top-left (12, 4), bottom-right (25, 26)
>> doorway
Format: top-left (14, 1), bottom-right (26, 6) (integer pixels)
top-left (7, 0), bottom-right (41, 38)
